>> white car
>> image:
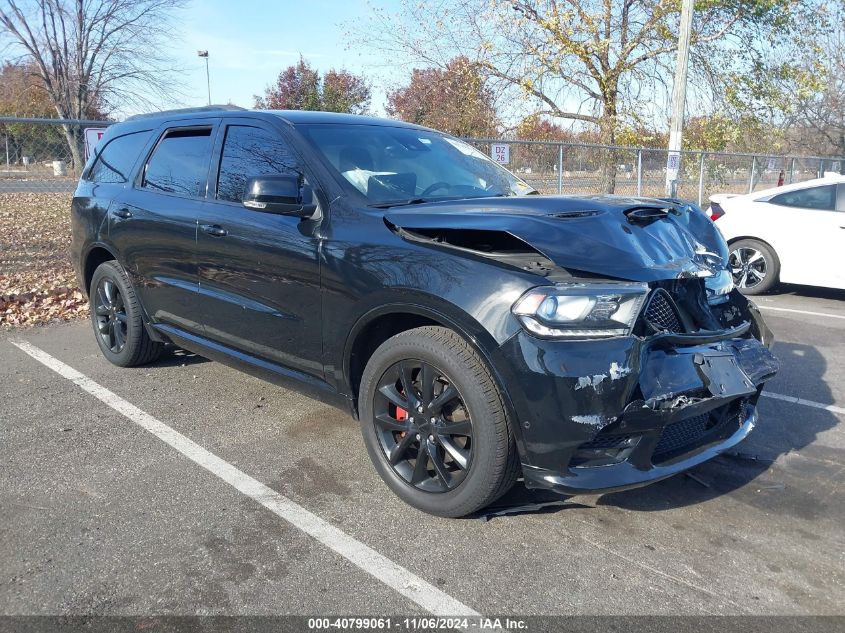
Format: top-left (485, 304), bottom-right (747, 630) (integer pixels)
top-left (709, 173), bottom-right (845, 294)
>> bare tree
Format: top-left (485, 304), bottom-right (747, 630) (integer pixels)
top-left (353, 0), bottom-right (822, 192)
top-left (793, 3), bottom-right (845, 166)
top-left (0, 0), bottom-right (184, 170)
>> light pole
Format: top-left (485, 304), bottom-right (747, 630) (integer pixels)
top-left (665, 0), bottom-right (695, 197)
top-left (197, 50), bottom-right (211, 105)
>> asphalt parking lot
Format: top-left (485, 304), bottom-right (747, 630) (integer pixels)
top-left (1, 286), bottom-right (844, 622)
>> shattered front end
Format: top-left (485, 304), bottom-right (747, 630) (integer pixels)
top-left (498, 277), bottom-right (779, 495)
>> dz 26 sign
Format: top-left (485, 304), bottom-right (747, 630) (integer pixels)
top-left (491, 143), bottom-right (510, 165)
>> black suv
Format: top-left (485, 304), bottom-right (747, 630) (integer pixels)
top-left (71, 106), bottom-right (779, 517)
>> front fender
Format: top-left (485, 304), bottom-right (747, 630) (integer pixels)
top-left (335, 294), bottom-right (533, 460)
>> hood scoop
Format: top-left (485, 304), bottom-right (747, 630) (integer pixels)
top-left (625, 206), bottom-right (671, 225)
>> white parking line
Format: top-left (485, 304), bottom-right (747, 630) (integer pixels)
top-left (10, 340), bottom-right (478, 618)
top-left (758, 305), bottom-right (845, 321)
top-left (762, 391), bottom-right (845, 416)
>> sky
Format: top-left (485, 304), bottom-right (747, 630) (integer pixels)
top-left (162, 0), bottom-right (401, 117)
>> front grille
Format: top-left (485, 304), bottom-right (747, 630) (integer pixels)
top-left (653, 413), bottom-right (711, 458)
top-left (643, 289), bottom-right (682, 333)
top-left (578, 434), bottom-right (637, 450)
top-left (652, 407), bottom-right (741, 464)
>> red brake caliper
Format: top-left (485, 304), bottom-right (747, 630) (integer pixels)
top-left (395, 390), bottom-right (409, 440)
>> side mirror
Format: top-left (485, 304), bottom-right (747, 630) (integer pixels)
top-left (242, 174), bottom-right (317, 217)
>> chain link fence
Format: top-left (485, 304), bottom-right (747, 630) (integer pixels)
top-left (1, 116), bottom-right (842, 204)
top-left (463, 138), bottom-right (844, 206)
top-left (0, 116), bottom-right (112, 193)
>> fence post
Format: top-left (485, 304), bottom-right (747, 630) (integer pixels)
top-left (557, 144), bottom-right (563, 194)
top-left (789, 157), bottom-right (795, 184)
top-left (698, 152), bottom-right (705, 207)
top-left (637, 149), bottom-right (642, 196)
top-left (4, 133), bottom-right (8, 169)
top-left (819, 159), bottom-right (824, 177)
top-left (748, 156), bottom-right (756, 193)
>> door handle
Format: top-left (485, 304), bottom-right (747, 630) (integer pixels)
top-left (201, 224), bottom-right (228, 237)
top-left (112, 207), bottom-right (132, 219)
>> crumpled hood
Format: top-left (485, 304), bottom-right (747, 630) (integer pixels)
top-left (384, 194), bottom-right (729, 282)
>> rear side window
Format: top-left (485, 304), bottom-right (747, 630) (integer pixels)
top-left (216, 125), bottom-right (299, 203)
top-left (87, 130), bottom-right (150, 183)
top-left (142, 128), bottom-right (212, 197)
top-left (769, 184), bottom-right (836, 211)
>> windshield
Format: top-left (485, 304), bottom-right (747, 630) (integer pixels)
top-left (298, 123), bottom-right (536, 206)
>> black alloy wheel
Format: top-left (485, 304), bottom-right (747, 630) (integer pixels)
top-left (94, 277), bottom-right (128, 353)
top-left (359, 326), bottom-right (520, 517)
top-left (89, 260), bottom-right (163, 367)
top-left (373, 359), bottom-right (473, 493)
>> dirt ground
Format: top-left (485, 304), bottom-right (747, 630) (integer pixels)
top-left (0, 192), bottom-right (87, 328)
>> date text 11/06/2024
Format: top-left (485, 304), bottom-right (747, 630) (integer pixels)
top-left (307, 617), bottom-right (528, 630)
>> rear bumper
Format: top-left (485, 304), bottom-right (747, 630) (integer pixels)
top-left (493, 309), bottom-right (778, 495)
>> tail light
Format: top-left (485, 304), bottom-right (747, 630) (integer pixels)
top-left (709, 202), bottom-right (725, 221)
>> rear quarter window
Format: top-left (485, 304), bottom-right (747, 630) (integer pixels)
top-left (769, 184), bottom-right (837, 211)
top-left (86, 130), bottom-right (151, 183)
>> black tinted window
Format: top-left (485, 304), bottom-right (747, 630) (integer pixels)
top-left (87, 130), bottom-right (150, 183)
top-left (143, 128), bottom-right (212, 197)
top-left (770, 184), bottom-right (836, 211)
top-left (217, 125), bottom-right (299, 203)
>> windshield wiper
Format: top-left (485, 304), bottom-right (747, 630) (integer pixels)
top-left (368, 198), bottom-right (433, 209)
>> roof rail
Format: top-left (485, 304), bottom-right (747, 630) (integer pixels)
top-left (125, 104), bottom-right (246, 121)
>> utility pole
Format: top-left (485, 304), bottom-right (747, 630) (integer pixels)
top-left (197, 50), bottom-right (211, 105)
top-left (665, 0), bottom-right (695, 197)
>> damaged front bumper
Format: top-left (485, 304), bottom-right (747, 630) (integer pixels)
top-left (495, 301), bottom-right (779, 495)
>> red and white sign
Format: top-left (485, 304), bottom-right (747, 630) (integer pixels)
top-left (84, 127), bottom-right (108, 160)
top-left (491, 143), bottom-right (510, 165)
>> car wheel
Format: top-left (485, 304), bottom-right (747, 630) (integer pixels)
top-left (728, 239), bottom-right (780, 295)
top-left (359, 326), bottom-right (520, 517)
top-left (89, 261), bottom-right (163, 367)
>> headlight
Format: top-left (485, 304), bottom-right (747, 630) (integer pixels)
top-left (512, 282), bottom-right (649, 338)
top-left (705, 269), bottom-right (734, 305)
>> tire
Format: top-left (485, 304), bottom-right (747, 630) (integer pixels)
top-left (359, 326), bottom-right (520, 517)
top-left (89, 261), bottom-right (163, 367)
top-left (728, 238), bottom-right (780, 295)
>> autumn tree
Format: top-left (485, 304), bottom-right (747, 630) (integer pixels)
top-left (0, 0), bottom-right (184, 171)
top-left (386, 56), bottom-right (498, 137)
top-left (355, 0), bottom-right (825, 192)
top-left (322, 68), bottom-right (371, 115)
top-left (515, 113), bottom-right (569, 142)
top-left (1, 62), bottom-right (70, 163)
top-left (255, 56), bottom-right (370, 115)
